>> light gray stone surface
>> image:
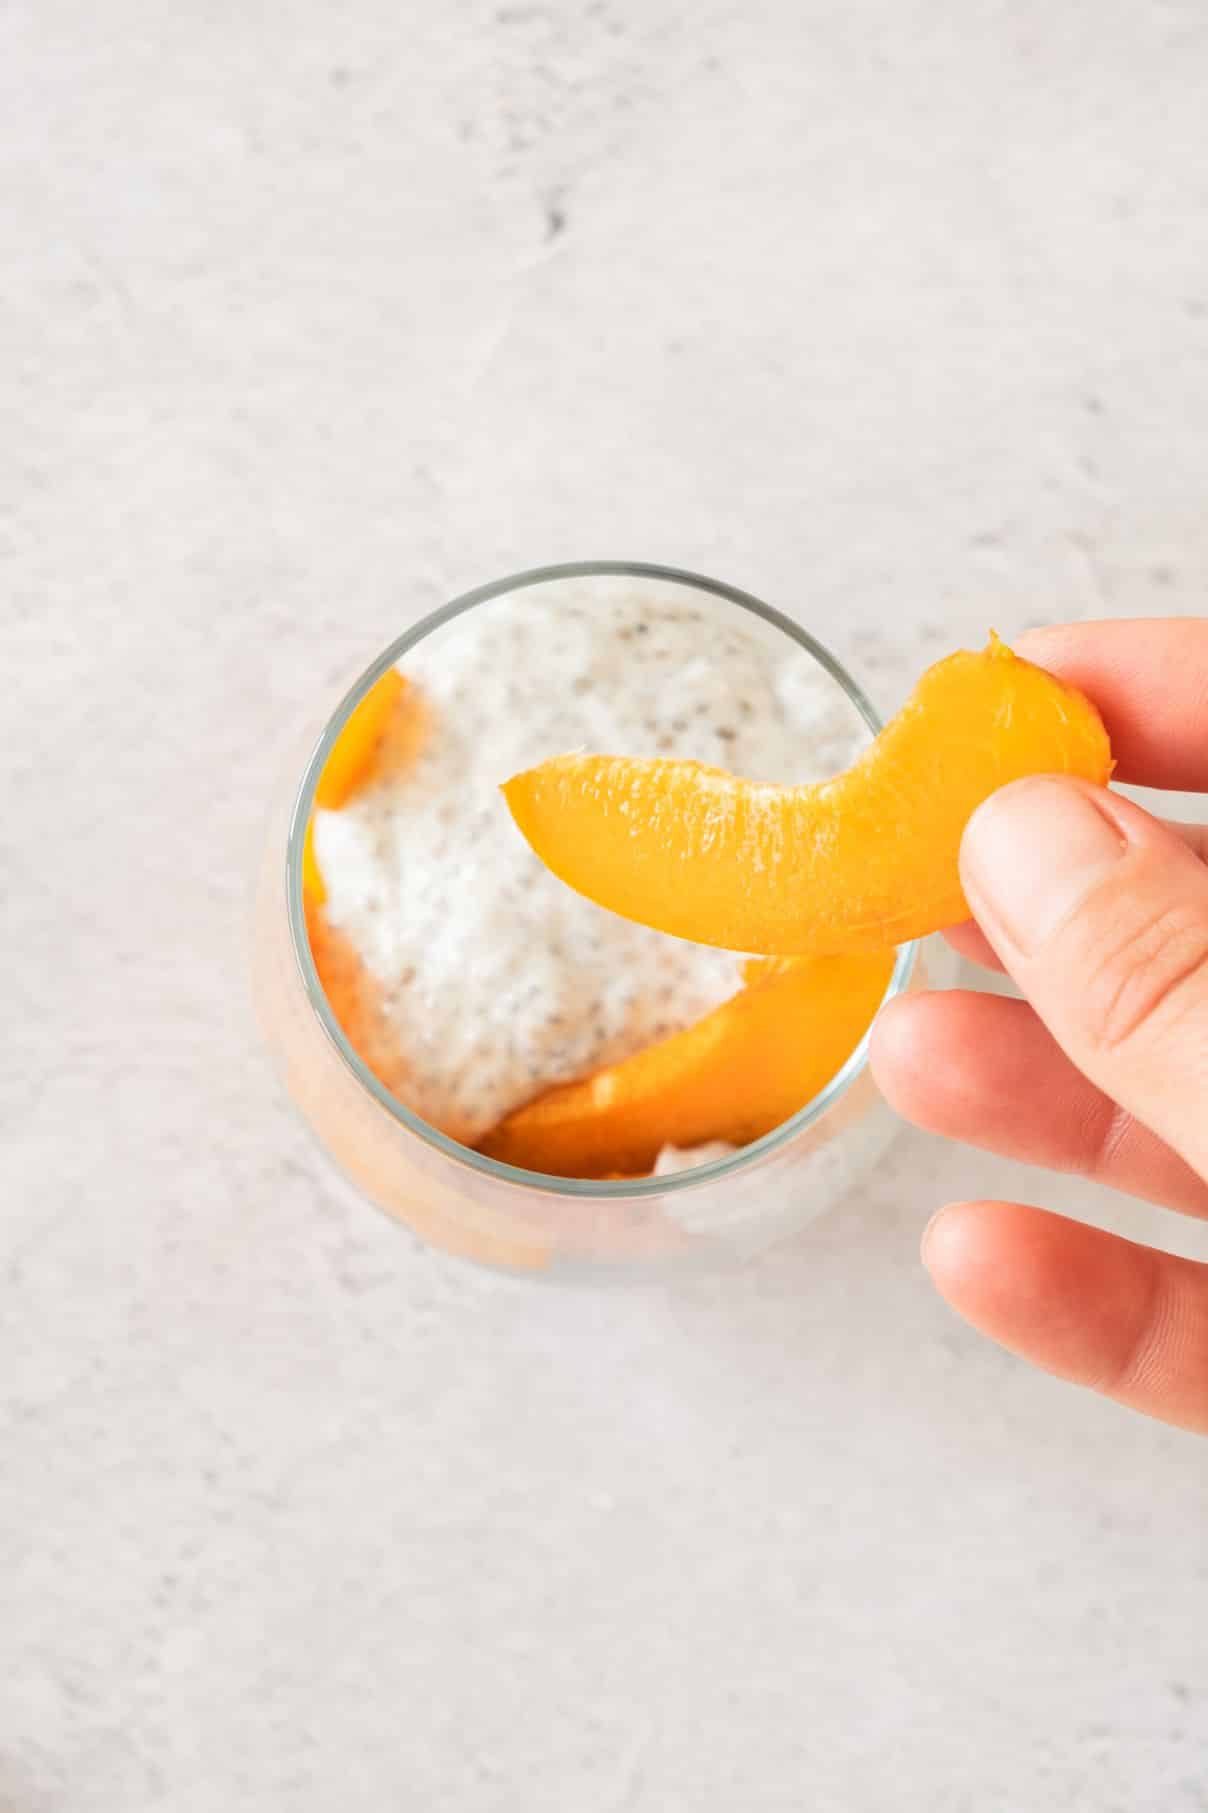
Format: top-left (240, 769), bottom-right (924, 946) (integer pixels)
top-left (4, 4), bottom-right (1208, 1808)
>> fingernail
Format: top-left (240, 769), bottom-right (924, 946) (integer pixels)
top-left (961, 778), bottom-right (1126, 955)
top-left (920, 1205), bottom-right (949, 1270)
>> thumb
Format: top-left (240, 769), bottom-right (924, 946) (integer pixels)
top-left (959, 776), bottom-right (1208, 1181)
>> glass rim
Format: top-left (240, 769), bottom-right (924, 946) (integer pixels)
top-left (286, 559), bottom-right (917, 1198)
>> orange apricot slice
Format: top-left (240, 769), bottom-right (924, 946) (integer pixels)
top-left (301, 667), bottom-right (408, 907)
top-left (477, 949), bottom-right (894, 1177)
top-left (305, 898), bottom-right (421, 1115)
top-left (502, 635), bottom-right (1112, 956)
top-left (315, 668), bottom-right (406, 810)
top-left (302, 819), bottom-right (326, 908)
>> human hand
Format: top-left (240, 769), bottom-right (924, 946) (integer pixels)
top-left (870, 618), bottom-right (1208, 1432)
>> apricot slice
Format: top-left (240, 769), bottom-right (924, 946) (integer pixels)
top-left (305, 898), bottom-right (419, 1113)
top-left (502, 636), bottom-right (1112, 956)
top-left (302, 819), bottom-right (326, 908)
top-left (301, 667), bottom-right (408, 907)
top-left (315, 668), bottom-right (406, 810)
top-left (477, 950), bottom-right (894, 1177)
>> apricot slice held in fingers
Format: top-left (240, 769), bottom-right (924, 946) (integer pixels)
top-left (477, 950), bottom-right (894, 1178)
top-left (502, 636), bottom-right (1112, 956)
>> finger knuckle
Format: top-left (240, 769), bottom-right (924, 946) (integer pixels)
top-left (1078, 900), bottom-right (1208, 1055)
top-left (1085, 1100), bottom-right (1139, 1183)
top-left (1099, 1258), bottom-right (1173, 1400)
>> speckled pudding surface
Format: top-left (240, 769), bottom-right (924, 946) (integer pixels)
top-left (314, 578), bottom-right (866, 1142)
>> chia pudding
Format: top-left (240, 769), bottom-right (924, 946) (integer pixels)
top-left (310, 580), bottom-right (864, 1160)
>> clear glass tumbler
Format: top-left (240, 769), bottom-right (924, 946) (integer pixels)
top-left (252, 561), bottom-right (929, 1276)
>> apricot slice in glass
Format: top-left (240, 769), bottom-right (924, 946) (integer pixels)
top-left (477, 949), bottom-right (894, 1178)
top-left (302, 819), bottom-right (326, 907)
top-left (315, 668), bottom-right (407, 810)
top-left (502, 636), bottom-right (1112, 956)
top-left (305, 899), bottom-right (418, 1112)
top-left (301, 667), bottom-right (407, 907)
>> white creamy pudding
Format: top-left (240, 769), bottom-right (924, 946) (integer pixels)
top-left (313, 579), bottom-right (864, 1149)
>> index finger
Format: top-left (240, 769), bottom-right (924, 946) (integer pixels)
top-left (1018, 618), bottom-right (1208, 791)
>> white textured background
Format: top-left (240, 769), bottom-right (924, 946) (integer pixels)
top-left (5, 4), bottom-right (1208, 1809)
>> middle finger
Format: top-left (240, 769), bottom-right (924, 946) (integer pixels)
top-left (871, 988), bottom-right (1208, 1219)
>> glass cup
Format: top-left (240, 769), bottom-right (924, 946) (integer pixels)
top-left (252, 561), bottom-right (937, 1277)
